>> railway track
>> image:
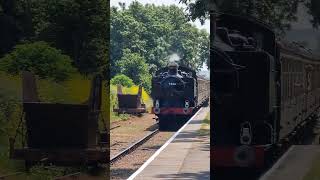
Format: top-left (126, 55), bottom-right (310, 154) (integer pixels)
top-left (111, 109), bottom-right (205, 179)
top-left (0, 172), bottom-right (24, 179)
top-left (110, 125), bottom-right (120, 130)
top-left (110, 129), bottom-right (159, 164)
top-left (0, 170), bottom-right (82, 180)
top-left (53, 172), bottom-right (81, 180)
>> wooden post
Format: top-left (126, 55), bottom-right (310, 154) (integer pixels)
top-left (117, 85), bottom-right (123, 94)
top-left (88, 74), bottom-right (102, 148)
top-left (22, 71), bottom-right (39, 103)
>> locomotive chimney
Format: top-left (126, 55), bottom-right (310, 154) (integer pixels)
top-left (168, 62), bottom-right (179, 75)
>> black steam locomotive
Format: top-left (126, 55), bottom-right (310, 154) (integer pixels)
top-left (151, 62), bottom-right (209, 130)
top-left (212, 13), bottom-right (320, 170)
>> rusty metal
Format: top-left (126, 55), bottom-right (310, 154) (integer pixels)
top-left (10, 72), bottom-right (108, 168)
top-left (113, 85), bottom-right (147, 114)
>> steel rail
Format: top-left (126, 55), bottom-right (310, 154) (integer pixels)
top-left (110, 129), bottom-right (159, 164)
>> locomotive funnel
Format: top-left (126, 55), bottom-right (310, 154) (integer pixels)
top-left (168, 62), bottom-right (179, 75)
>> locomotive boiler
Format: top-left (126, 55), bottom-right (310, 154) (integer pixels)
top-left (151, 62), bottom-right (209, 130)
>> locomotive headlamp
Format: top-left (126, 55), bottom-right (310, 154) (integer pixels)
top-left (183, 100), bottom-right (190, 114)
top-left (154, 100), bottom-right (160, 114)
top-left (185, 100), bottom-right (190, 108)
top-left (240, 122), bottom-right (252, 145)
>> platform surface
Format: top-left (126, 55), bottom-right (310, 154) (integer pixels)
top-left (260, 145), bottom-right (320, 180)
top-left (133, 107), bottom-right (210, 180)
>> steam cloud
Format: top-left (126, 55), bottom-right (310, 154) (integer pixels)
top-left (167, 53), bottom-right (180, 63)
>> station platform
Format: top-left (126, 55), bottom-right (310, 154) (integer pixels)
top-left (129, 107), bottom-right (210, 180)
top-left (260, 145), bottom-right (320, 180)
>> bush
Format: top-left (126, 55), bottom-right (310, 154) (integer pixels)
top-left (0, 41), bottom-right (75, 81)
top-left (115, 49), bottom-right (151, 91)
top-left (110, 74), bottom-right (134, 87)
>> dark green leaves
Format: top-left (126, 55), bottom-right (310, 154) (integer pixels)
top-left (0, 41), bottom-right (75, 82)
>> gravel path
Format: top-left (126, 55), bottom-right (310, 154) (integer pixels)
top-left (111, 113), bottom-right (157, 157)
top-left (110, 132), bottom-right (173, 180)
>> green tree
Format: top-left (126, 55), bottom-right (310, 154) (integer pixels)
top-left (0, 0), bottom-right (34, 57)
top-left (110, 2), bottom-right (209, 77)
top-left (306, 0), bottom-right (320, 28)
top-left (111, 74), bottom-right (134, 87)
top-left (31, 0), bottom-right (109, 75)
top-left (116, 49), bottom-right (151, 91)
top-left (0, 41), bottom-right (75, 81)
top-left (0, 0), bottom-right (109, 75)
top-left (181, 0), bottom-right (301, 34)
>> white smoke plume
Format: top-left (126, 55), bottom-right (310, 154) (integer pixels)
top-left (167, 53), bottom-right (180, 63)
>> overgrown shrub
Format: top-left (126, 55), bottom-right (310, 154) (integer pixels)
top-left (0, 41), bottom-right (75, 82)
top-left (115, 49), bottom-right (151, 91)
top-left (110, 74), bottom-right (134, 87)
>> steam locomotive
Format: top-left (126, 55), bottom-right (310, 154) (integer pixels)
top-left (151, 62), bottom-right (210, 130)
top-left (212, 13), bottom-right (320, 171)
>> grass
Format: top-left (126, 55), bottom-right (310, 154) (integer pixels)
top-left (110, 85), bottom-right (153, 122)
top-left (198, 112), bottom-right (210, 136)
top-left (0, 71), bottom-right (108, 179)
top-left (303, 153), bottom-right (320, 180)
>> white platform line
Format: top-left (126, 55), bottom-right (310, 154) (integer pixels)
top-left (259, 146), bottom-right (294, 180)
top-left (127, 107), bottom-right (204, 180)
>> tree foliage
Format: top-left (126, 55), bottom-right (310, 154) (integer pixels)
top-left (111, 74), bottom-right (134, 87)
top-left (181, 0), bottom-right (303, 34)
top-left (0, 0), bottom-right (109, 77)
top-left (115, 49), bottom-right (151, 91)
top-left (181, 0), bottom-right (320, 31)
top-left (110, 2), bottom-right (210, 81)
top-left (0, 41), bottom-right (75, 81)
top-left (179, 0), bottom-right (211, 23)
top-left (0, 0), bottom-right (33, 56)
top-left (111, 2), bottom-right (209, 91)
top-left (305, 0), bottom-right (320, 28)
top-left (31, 0), bottom-right (109, 75)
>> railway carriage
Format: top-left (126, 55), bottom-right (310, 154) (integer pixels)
top-left (212, 13), bottom-right (320, 171)
top-left (151, 62), bottom-right (210, 130)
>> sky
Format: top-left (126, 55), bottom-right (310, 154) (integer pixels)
top-left (110, 0), bottom-right (210, 78)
